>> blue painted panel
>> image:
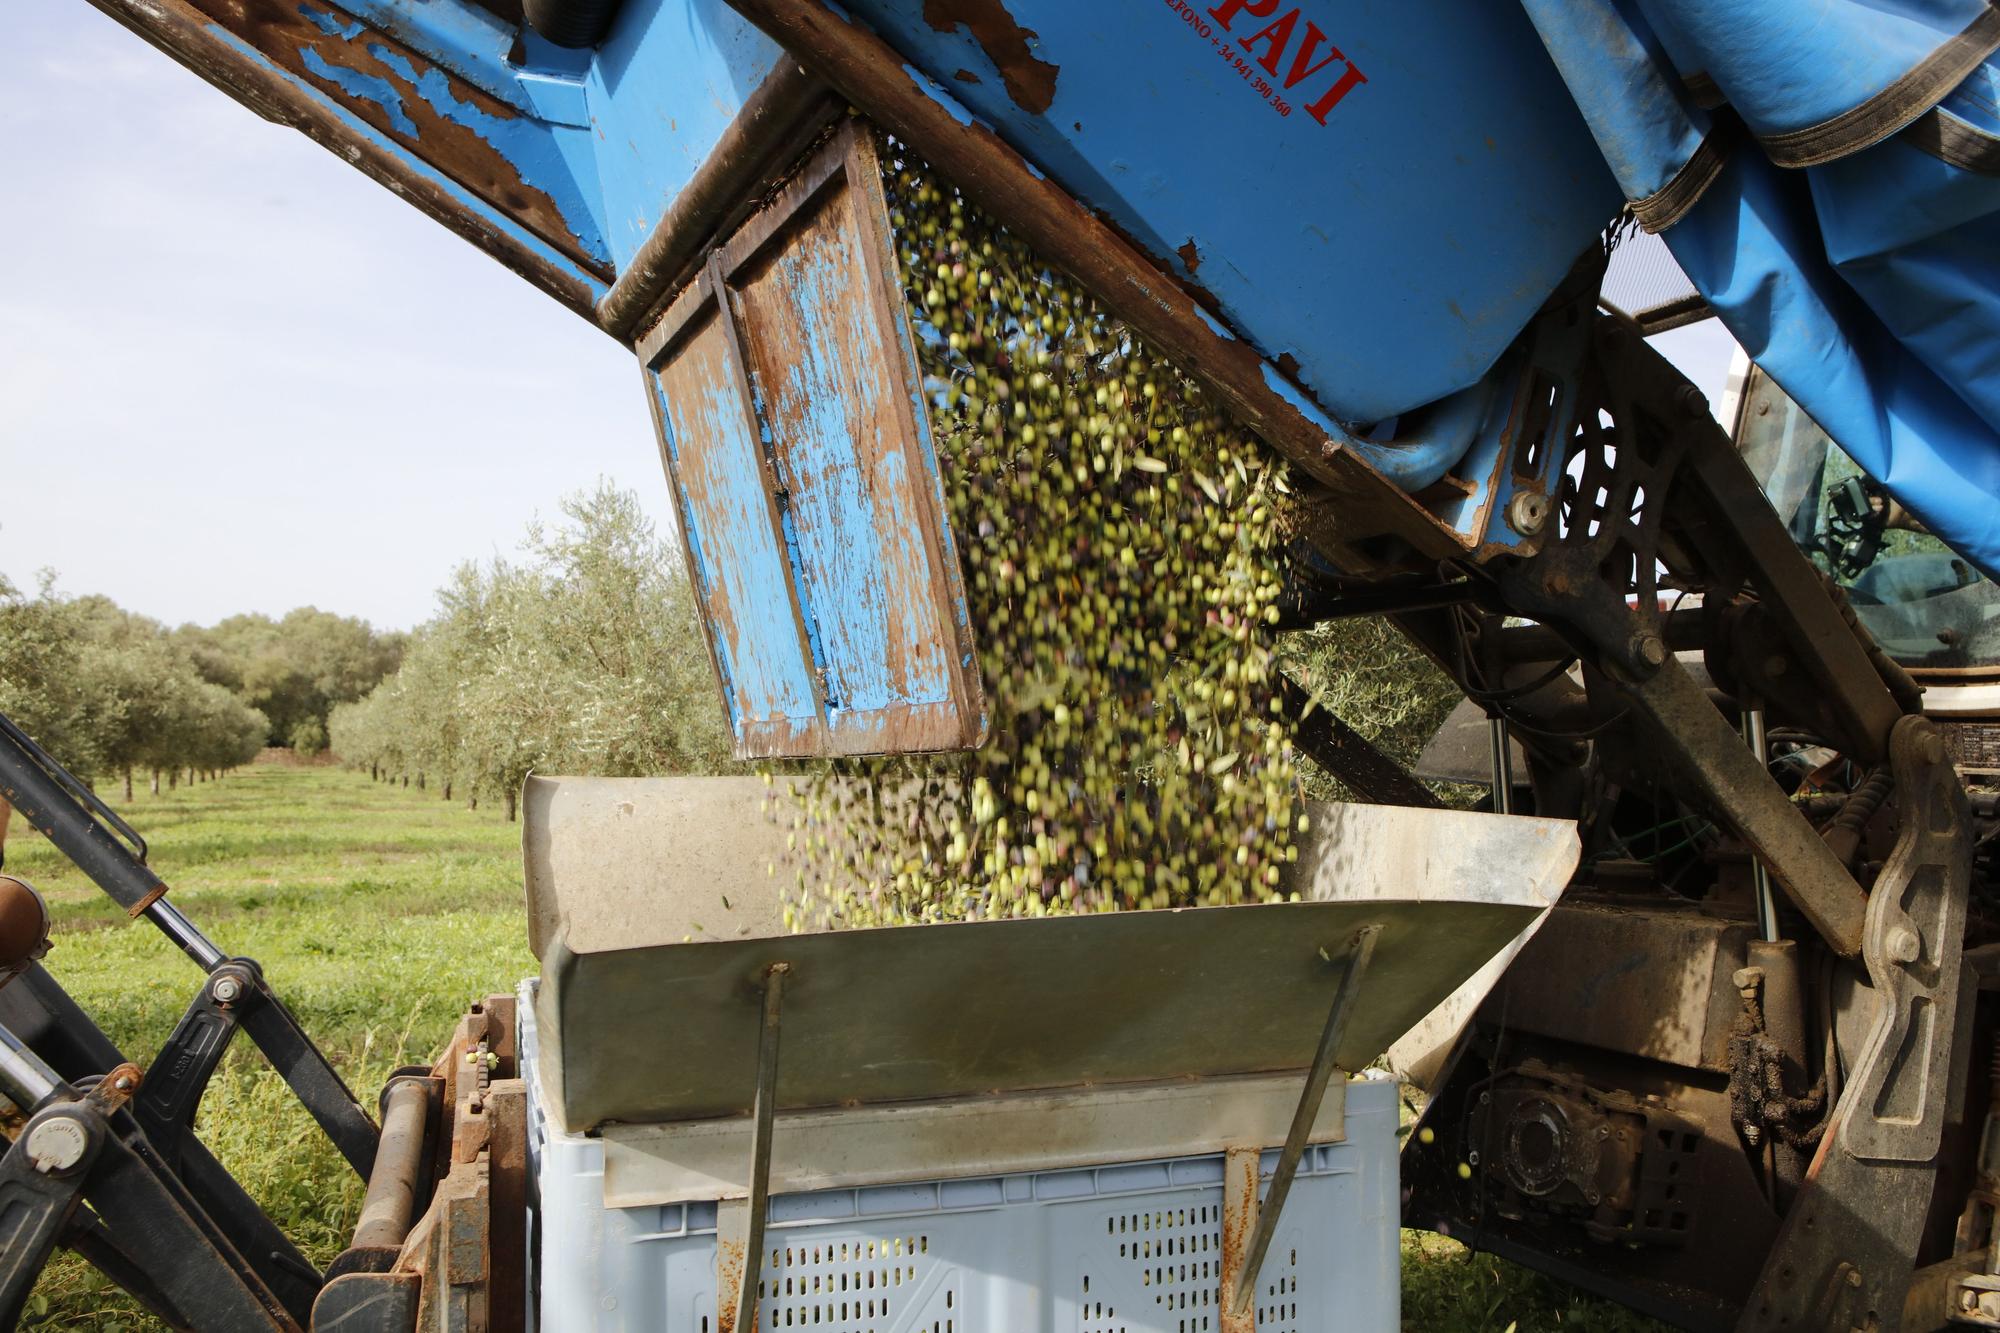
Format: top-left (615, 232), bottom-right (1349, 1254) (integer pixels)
top-left (585, 0), bottom-right (787, 269)
top-left (731, 182), bottom-right (957, 731)
top-left (652, 314), bottom-right (822, 743)
top-left (834, 0), bottom-right (1623, 423)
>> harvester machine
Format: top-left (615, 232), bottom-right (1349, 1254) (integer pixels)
top-left (6, 0), bottom-right (2000, 1328)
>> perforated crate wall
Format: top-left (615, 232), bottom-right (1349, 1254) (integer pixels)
top-left (522, 980), bottom-right (1403, 1333)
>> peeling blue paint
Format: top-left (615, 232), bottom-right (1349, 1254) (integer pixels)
top-left (1194, 305), bottom-right (1235, 342)
top-left (363, 44), bottom-right (608, 263)
top-left (300, 6), bottom-right (365, 42)
top-left (195, 15), bottom-right (605, 296)
top-left (655, 354), bottom-right (820, 733)
top-left (300, 47), bottom-right (419, 136)
top-left (1260, 361), bottom-right (1341, 437)
top-left (751, 217), bottom-right (954, 718)
top-left (905, 63), bottom-right (975, 129)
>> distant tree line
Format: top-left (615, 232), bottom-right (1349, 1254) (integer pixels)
top-left (0, 577), bottom-right (405, 798)
top-left (329, 485), bottom-right (730, 820)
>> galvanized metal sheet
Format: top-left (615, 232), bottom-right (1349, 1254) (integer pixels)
top-left (645, 126), bottom-right (985, 759)
top-left (599, 1071), bottom-right (1349, 1207)
top-left (538, 894), bottom-right (1539, 1131)
top-left (1285, 800), bottom-right (1579, 1088)
top-left (520, 775), bottom-right (794, 961)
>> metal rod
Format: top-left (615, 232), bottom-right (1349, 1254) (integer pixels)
top-left (1741, 705), bottom-right (1781, 941)
top-left (351, 1078), bottom-right (431, 1250)
top-left (734, 963), bottom-right (790, 1333)
top-left (144, 901), bottom-right (225, 972)
top-left (1227, 926), bottom-right (1380, 1316)
top-left (1488, 716), bottom-right (1515, 815)
top-left (0, 717), bottom-right (227, 970)
top-left (0, 1018), bottom-right (64, 1112)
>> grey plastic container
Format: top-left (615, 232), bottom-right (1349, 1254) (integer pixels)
top-left (518, 981), bottom-right (1401, 1333)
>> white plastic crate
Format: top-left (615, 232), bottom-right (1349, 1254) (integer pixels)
top-left (519, 981), bottom-right (1399, 1333)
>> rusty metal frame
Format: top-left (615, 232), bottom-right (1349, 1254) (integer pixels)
top-left (726, 963), bottom-right (790, 1333)
top-left (603, 62), bottom-right (843, 340)
top-left (83, 0), bottom-right (609, 317)
top-left (641, 120), bottom-right (987, 759)
top-left (1225, 925), bottom-right (1379, 1317)
top-left (1739, 715), bottom-right (1971, 1331)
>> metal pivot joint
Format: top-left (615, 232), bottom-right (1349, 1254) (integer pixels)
top-left (1227, 925), bottom-right (1380, 1316)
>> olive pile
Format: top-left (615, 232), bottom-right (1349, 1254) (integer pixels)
top-left (773, 139), bottom-right (1304, 930)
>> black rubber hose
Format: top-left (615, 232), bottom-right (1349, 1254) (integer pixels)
top-left (524, 0), bottom-right (625, 48)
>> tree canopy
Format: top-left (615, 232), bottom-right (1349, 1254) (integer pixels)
top-left (329, 483), bottom-right (730, 818)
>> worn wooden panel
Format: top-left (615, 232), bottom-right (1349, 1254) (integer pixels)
top-left (728, 170), bottom-right (969, 753)
top-left (651, 303), bottom-right (821, 752)
top-left (645, 122), bottom-right (984, 759)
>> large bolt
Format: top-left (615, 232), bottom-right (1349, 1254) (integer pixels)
top-left (211, 974), bottom-right (243, 1004)
top-left (1887, 925), bottom-right (1922, 964)
top-left (1632, 633), bottom-right (1668, 672)
top-left (1506, 491), bottom-right (1549, 537)
top-left (25, 1117), bottom-right (89, 1175)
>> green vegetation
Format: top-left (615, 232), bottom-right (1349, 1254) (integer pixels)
top-left (329, 484), bottom-right (729, 820)
top-left (8, 762), bottom-right (1655, 1330)
top-left (12, 757), bottom-right (529, 1328)
top-left (0, 579), bottom-right (403, 794)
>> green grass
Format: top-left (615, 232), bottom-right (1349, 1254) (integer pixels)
top-left (10, 757), bottom-right (530, 1328)
top-left (7, 759), bottom-right (1659, 1330)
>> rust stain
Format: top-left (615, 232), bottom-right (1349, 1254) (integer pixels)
top-left (1219, 1145), bottom-right (1258, 1333)
top-left (188, 0), bottom-right (607, 276)
top-left (921, 0), bottom-right (1060, 114)
top-left (953, 67), bottom-right (982, 84)
top-left (716, 1237), bottom-right (747, 1333)
top-left (1176, 239), bottom-right (1202, 274)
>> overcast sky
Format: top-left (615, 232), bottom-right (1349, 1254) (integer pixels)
top-left (1, 5), bottom-right (1736, 633)
top-left (1, 5), bottom-right (673, 632)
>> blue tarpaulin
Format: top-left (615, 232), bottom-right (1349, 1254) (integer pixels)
top-left (1522, 0), bottom-right (2000, 577)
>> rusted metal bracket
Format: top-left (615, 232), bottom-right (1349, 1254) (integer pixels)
top-left (1225, 925), bottom-right (1379, 1317)
top-left (725, 962), bottom-right (791, 1333)
top-left (1738, 715), bottom-right (1971, 1332)
top-left (1624, 660), bottom-right (1870, 957)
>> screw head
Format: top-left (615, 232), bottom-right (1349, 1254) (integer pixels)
top-left (25, 1117), bottom-right (89, 1174)
top-left (1887, 925), bottom-right (1922, 964)
top-left (1506, 491), bottom-right (1549, 537)
top-left (211, 975), bottom-right (243, 1004)
top-left (1633, 634), bottom-right (1668, 671)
